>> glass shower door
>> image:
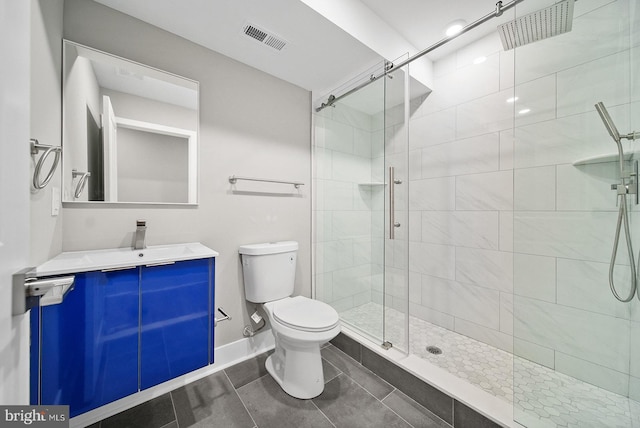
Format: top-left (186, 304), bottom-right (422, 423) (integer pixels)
top-left (313, 60), bottom-right (410, 351)
top-left (382, 63), bottom-right (409, 353)
top-left (314, 64), bottom-right (388, 345)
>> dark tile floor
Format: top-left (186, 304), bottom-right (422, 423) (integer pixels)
top-left (88, 344), bottom-right (450, 428)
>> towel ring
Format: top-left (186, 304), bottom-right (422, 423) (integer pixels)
top-left (72, 170), bottom-right (91, 199)
top-left (31, 139), bottom-right (61, 189)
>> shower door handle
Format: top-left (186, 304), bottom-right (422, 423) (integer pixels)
top-left (389, 167), bottom-right (401, 239)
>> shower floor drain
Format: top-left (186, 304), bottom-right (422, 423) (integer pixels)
top-left (426, 345), bottom-right (443, 355)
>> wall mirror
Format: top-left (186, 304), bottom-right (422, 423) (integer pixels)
top-left (62, 40), bottom-right (199, 205)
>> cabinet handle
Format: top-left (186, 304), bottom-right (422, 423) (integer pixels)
top-left (101, 266), bottom-right (136, 272)
top-left (144, 261), bottom-right (176, 268)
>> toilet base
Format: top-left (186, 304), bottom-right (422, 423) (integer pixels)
top-left (265, 340), bottom-right (325, 399)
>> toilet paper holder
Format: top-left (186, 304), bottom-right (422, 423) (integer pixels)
top-left (214, 307), bottom-right (231, 327)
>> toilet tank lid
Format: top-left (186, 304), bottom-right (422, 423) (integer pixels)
top-left (238, 241), bottom-right (298, 255)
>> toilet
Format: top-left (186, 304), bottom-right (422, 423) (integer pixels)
top-left (239, 241), bottom-right (340, 399)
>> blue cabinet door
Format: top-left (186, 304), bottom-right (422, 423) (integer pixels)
top-left (140, 258), bottom-right (211, 389)
top-left (40, 269), bottom-right (139, 417)
top-left (30, 305), bottom-right (40, 406)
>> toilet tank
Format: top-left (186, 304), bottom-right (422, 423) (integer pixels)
top-left (239, 241), bottom-right (298, 303)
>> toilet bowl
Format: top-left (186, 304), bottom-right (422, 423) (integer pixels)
top-left (239, 241), bottom-right (340, 399)
top-left (262, 296), bottom-right (340, 399)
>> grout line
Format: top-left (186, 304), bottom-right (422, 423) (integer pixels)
top-left (223, 370), bottom-right (258, 428)
top-left (554, 256), bottom-right (558, 304)
top-left (168, 391), bottom-right (179, 428)
top-left (232, 371), bottom-right (270, 391)
top-left (333, 365), bottom-right (396, 409)
top-left (159, 421), bottom-right (178, 428)
top-left (389, 389), bottom-right (453, 428)
top-left (379, 387), bottom-right (396, 402)
top-left (322, 356), bottom-right (344, 382)
top-left (309, 398), bottom-right (337, 428)
top-left (378, 389), bottom-right (420, 428)
top-left (383, 406), bottom-right (417, 428)
top-left (451, 399), bottom-right (456, 428)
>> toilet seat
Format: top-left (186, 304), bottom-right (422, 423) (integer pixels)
top-left (271, 296), bottom-right (339, 332)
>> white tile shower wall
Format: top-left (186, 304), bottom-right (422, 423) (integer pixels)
top-left (408, 30), bottom-right (516, 354)
top-left (408, 0), bottom-right (640, 397)
top-left (511, 0), bottom-right (640, 397)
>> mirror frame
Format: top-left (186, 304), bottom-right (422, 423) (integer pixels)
top-left (62, 40), bottom-right (200, 206)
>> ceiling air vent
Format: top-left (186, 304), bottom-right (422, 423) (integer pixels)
top-left (243, 23), bottom-right (288, 51)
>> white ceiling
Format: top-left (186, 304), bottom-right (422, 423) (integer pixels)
top-left (93, 0), bottom-right (521, 106)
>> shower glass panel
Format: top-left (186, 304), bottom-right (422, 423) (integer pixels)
top-left (314, 64), bottom-right (388, 345)
top-left (382, 64), bottom-right (409, 352)
top-left (313, 60), bottom-right (410, 350)
top-left (512, 0), bottom-right (639, 426)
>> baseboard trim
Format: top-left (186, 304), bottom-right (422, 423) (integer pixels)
top-left (70, 330), bottom-right (275, 428)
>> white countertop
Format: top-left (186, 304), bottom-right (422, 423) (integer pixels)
top-left (34, 242), bottom-right (218, 277)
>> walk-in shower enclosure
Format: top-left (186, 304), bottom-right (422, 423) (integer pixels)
top-left (314, 0), bottom-right (640, 426)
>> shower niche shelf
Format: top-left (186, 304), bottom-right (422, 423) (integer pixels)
top-left (572, 153), bottom-right (635, 166)
top-left (358, 182), bottom-right (387, 187)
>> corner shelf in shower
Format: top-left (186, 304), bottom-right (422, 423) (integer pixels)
top-left (572, 153), bottom-right (635, 166)
top-left (358, 182), bottom-right (387, 187)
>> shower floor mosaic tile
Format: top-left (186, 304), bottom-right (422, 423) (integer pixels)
top-left (340, 302), bottom-right (640, 427)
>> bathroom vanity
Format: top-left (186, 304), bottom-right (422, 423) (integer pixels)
top-left (28, 243), bottom-right (218, 417)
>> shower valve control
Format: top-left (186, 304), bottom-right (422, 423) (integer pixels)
top-left (611, 183), bottom-right (631, 193)
top-left (611, 161), bottom-right (639, 205)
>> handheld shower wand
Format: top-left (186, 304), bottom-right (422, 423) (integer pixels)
top-left (594, 102), bottom-right (638, 302)
top-left (595, 102), bottom-right (621, 143)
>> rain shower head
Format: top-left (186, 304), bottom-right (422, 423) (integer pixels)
top-left (595, 102), bottom-right (621, 143)
top-left (498, 0), bottom-right (575, 51)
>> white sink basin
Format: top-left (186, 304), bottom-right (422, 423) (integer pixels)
top-left (35, 243), bottom-right (218, 276)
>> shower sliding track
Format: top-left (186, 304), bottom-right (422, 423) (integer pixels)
top-left (316, 0), bottom-right (524, 112)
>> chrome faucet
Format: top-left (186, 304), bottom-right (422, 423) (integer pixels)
top-left (134, 220), bottom-right (147, 250)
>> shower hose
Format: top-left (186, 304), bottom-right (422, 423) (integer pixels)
top-left (595, 101), bottom-right (640, 302)
top-left (610, 189), bottom-right (638, 302)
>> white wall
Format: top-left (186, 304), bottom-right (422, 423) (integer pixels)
top-left (117, 129), bottom-right (189, 203)
top-left (63, 52), bottom-right (100, 202)
top-left (36, 0), bottom-right (313, 348)
top-left (31, 0), bottom-right (64, 264)
top-left (0, 0), bottom-right (33, 405)
top-left (103, 89), bottom-right (195, 203)
top-left (102, 88), bottom-right (197, 131)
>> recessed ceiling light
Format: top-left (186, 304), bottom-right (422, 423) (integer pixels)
top-left (445, 20), bottom-right (467, 37)
top-left (518, 108), bottom-right (531, 115)
top-left (507, 97), bottom-right (519, 103)
top-left (473, 56), bottom-right (487, 65)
